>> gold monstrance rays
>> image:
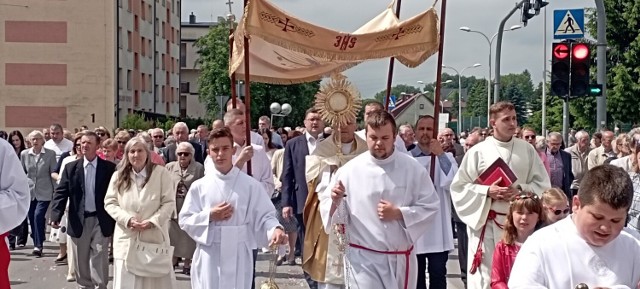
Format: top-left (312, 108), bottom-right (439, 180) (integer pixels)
top-left (314, 74), bottom-right (362, 128)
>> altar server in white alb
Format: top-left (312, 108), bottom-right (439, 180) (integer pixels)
top-left (509, 164), bottom-right (640, 289)
top-left (320, 110), bottom-right (440, 289)
top-left (410, 115), bottom-right (457, 289)
top-left (179, 127), bottom-right (288, 289)
top-left (450, 101), bottom-right (550, 289)
top-left (0, 138), bottom-right (30, 289)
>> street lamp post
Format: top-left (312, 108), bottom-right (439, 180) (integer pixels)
top-left (442, 64), bottom-right (481, 136)
top-left (269, 102), bottom-right (292, 126)
top-left (417, 80), bottom-right (452, 115)
top-left (459, 25), bottom-right (521, 126)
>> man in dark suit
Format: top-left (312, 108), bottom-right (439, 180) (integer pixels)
top-left (281, 107), bottom-right (324, 289)
top-left (546, 132), bottom-right (574, 202)
top-left (162, 122), bottom-right (204, 164)
top-left (50, 131), bottom-right (116, 289)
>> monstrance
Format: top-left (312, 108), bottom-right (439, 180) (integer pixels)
top-left (314, 73), bottom-right (362, 288)
top-left (314, 73), bottom-right (362, 156)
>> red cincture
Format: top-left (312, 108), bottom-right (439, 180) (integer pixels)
top-left (349, 243), bottom-right (413, 289)
top-left (0, 232), bottom-right (10, 289)
top-left (469, 210), bottom-right (506, 274)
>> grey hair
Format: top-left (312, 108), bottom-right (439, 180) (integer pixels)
top-left (176, 142), bottom-right (195, 157)
top-left (114, 136), bottom-right (154, 192)
top-left (173, 122), bottom-right (189, 132)
top-left (547, 132), bottom-right (563, 141)
top-left (27, 130), bottom-right (44, 140)
top-left (535, 136), bottom-right (547, 151)
top-left (137, 132), bottom-right (154, 151)
top-left (575, 130), bottom-right (589, 140)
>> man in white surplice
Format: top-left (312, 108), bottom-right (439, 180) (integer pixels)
top-left (450, 101), bottom-right (550, 289)
top-left (410, 115), bottom-right (457, 289)
top-left (204, 108), bottom-right (274, 196)
top-left (354, 101), bottom-right (408, 155)
top-left (0, 138), bottom-right (30, 288)
top-left (319, 110), bottom-right (440, 289)
top-left (509, 165), bottom-right (640, 289)
top-left (179, 128), bottom-right (287, 289)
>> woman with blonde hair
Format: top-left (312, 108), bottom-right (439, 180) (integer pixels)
top-left (541, 188), bottom-right (570, 225)
top-left (104, 137), bottom-right (177, 289)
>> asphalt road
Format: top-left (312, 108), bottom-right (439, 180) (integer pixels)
top-left (8, 239), bottom-right (467, 289)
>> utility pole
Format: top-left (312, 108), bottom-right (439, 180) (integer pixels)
top-left (595, 0), bottom-right (607, 129)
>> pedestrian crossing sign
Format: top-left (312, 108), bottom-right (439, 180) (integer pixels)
top-left (554, 9), bottom-right (584, 39)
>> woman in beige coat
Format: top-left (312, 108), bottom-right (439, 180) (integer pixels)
top-left (104, 136), bottom-right (177, 289)
top-left (165, 142), bottom-right (204, 275)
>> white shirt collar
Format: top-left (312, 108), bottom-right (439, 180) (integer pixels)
top-left (28, 148), bottom-right (43, 156)
top-left (132, 168), bottom-right (147, 179)
top-left (305, 132), bottom-right (318, 143)
top-left (83, 156), bottom-right (98, 168)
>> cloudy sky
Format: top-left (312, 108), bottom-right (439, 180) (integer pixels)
top-left (182, 0), bottom-right (595, 98)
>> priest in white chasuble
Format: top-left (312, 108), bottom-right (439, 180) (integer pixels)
top-left (303, 116), bottom-right (368, 289)
top-left (450, 101), bottom-right (550, 289)
top-left (178, 128), bottom-right (287, 289)
top-left (510, 165), bottom-right (640, 289)
top-left (319, 110), bottom-right (440, 289)
top-left (410, 115), bottom-right (457, 289)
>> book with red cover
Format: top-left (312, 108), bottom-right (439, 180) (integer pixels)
top-left (475, 157), bottom-right (518, 187)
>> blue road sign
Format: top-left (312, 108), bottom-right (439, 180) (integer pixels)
top-left (554, 9), bottom-right (584, 39)
top-left (389, 95), bottom-right (397, 109)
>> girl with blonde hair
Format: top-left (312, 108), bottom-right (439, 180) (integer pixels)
top-left (541, 188), bottom-right (570, 225)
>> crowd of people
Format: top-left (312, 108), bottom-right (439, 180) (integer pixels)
top-left (1, 99), bottom-right (640, 289)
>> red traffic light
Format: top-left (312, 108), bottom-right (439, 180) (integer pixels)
top-left (553, 44), bottom-right (570, 59)
top-left (573, 44), bottom-right (589, 60)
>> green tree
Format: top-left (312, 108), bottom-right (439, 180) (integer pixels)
top-left (584, 0), bottom-right (640, 128)
top-left (121, 113), bottom-right (152, 130)
top-left (464, 81), bottom-right (489, 117)
top-left (194, 20), bottom-right (320, 128)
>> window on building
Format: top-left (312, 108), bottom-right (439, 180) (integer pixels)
top-left (127, 31), bottom-right (132, 51)
top-left (141, 37), bottom-right (145, 56)
top-left (134, 90), bottom-right (140, 107)
top-left (141, 0), bottom-right (146, 20)
top-left (180, 82), bottom-right (189, 93)
top-left (155, 85), bottom-right (159, 102)
top-left (419, 104), bottom-right (424, 109)
top-left (161, 0), bottom-right (165, 7)
top-left (118, 27), bottom-right (122, 48)
top-left (127, 70), bottom-right (132, 90)
top-left (155, 18), bottom-right (159, 35)
top-left (148, 74), bottom-right (152, 91)
top-left (128, 0), bottom-right (132, 11)
top-left (118, 68), bottom-right (123, 89)
top-left (141, 73), bottom-right (146, 92)
top-left (162, 53), bottom-right (165, 70)
top-left (148, 39), bottom-right (152, 58)
top-left (176, 59), bottom-right (179, 72)
top-left (148, 5), bottom-right (152, 23)
top-left (162, 22), bottom-right (165, 38)
top-left (134, 15), bottom-right (139, 31)
top-left (155, 52), bottom-right (159, 68)
top-left (134, 53), bottom-right (139, 69)
top-left (172, 0), bottom-right (175, 13)
top-left (161, 85), bottom-right (165, 102)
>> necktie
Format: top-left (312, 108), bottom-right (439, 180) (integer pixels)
top-left (85, 163), bottom-right (96, 213)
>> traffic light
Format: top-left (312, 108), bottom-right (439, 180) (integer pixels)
top-left (551, 43), bottom-right (571, 97)
top-left (521, 1), bottom-right (535, 26)
top-left (589, 84), bottom-right (603, 96)
top-left (570, 43), bottom-right (591, 96)
top-left (533, 0), bottom-right (549, 15)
